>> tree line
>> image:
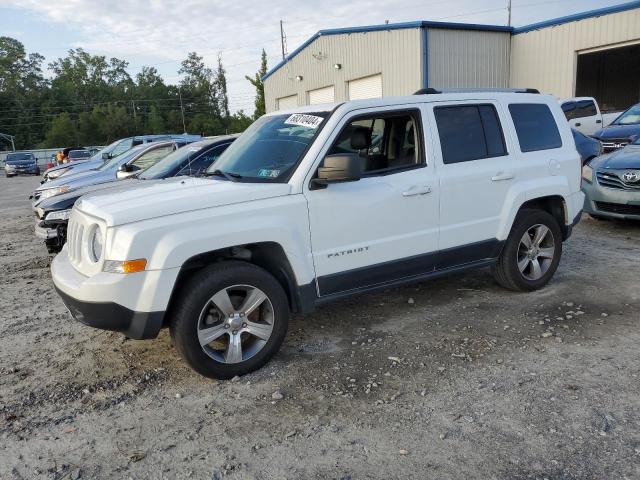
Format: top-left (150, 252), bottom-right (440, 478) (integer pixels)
top-left (0, 37), bottom-right (269, 150)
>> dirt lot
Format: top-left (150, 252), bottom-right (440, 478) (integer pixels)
top-left (1, 175), bottom-right (639, 480)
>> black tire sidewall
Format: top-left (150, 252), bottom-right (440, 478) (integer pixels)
top-left (502, 209), bottom-right (563, 291)
top-left (170, 261), bottom-right (290, 379)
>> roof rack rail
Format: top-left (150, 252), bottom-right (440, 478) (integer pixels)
top-left (414, 87), bottom-right (540, 95)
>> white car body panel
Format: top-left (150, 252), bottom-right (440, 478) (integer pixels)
top-left (52, 91), bottom-right (584, 323)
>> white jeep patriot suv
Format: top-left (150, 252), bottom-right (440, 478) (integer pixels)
top-left (51, 89), bottom-right (584, 379)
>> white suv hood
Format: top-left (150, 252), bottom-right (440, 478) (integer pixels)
top-left (75, 177), bottom-right (292, 227)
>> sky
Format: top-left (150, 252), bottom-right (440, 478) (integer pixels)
top-left (0, 0), bottom-right (629, 113)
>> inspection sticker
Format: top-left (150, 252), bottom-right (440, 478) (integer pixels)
top-left (284, 114), bottom-right (324, 129)
top-left (258, 169), bottom-right (281, 178)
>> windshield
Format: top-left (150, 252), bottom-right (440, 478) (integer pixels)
top-left (88, 138), bottom-right (125, 162)
top-left (6, 152), bottom-right (34, 162)
top-left (140, 142), bottom-right (206, 179)
top-left (613, 104), bottom-right (640, 125)
top-left (69, 150), bottom-right (90, 159)
top-left (97, 144), bottom-right (147, 171)
top-left (206, 113), bottom-right (328, 182)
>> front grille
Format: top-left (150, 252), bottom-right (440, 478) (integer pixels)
top-left (66, 217), bottom-right (84, 268)
top-left (601, 139), bottom-right (629, 152)
top-left (596, 171), bottom-right (640, 190)
top-left (595, 202), bottom-right (640, 216)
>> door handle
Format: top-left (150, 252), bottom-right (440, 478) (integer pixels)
top-left (596, 119), bottom-right (602, 124)
top-left (491, 172), bottom-right (514, 182)
top-left (575, 122), bottom-right (581, 127)
top-left (402, 185), bottom-right (432, 197)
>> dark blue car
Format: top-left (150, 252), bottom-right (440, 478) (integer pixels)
top-left (4, 152), bottom-right (40, 177)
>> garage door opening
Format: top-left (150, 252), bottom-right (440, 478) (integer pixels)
top-left (576, 43), bottom-right (640, 113)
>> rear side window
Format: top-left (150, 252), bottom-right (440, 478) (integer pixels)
top-left (575, 100), bottom-right (597, 118)
top-left (434, 104), bottom-right (507, 164)
top-left (509, 104), bottom-right (562, 152)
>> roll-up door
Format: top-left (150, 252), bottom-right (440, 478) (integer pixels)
top-left (348, 74), bottom-right (383, 100)
top-left (277, 95), bottom-right (298, 110)
top-left (308, 85), bottom-right (335, 105)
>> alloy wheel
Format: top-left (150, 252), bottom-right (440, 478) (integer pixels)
top-left (197, 285), bottom-right (274, 364)
top-left (517, 224), bottom-right (555, 281)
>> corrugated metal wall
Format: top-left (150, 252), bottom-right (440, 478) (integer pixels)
top-left (264, 28), bottom-right (423, 112)
top-left (428, 28), bottom-right (511, 88)
top-left (510, 8), bottom-right (640, 98)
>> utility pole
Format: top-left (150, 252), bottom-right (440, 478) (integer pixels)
top-left (280, 20), bottom-right (286, 60)
top-left (507, 0), bottom-right (512, 27)
top-left (0, 133), bottom-right (15, 151)
top-left (178, 87), bottom-right (187, 134)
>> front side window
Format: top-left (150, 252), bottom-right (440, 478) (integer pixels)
top-left (434, 104), bottom-right (506, 164)
top-left (129, 145), bottom-right (175, 171)
top-left (509, 103), bottom-right (562, 152)
top-left (327, 111), bottom-right (422, 174)
top-left (207, 112), bottom-right (328, 182)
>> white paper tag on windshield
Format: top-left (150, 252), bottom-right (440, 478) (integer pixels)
top-left (284, 114), bottom-right (324, 129)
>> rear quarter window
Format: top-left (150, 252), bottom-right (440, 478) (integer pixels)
top-left (509, 103), bottom-right (562, 153)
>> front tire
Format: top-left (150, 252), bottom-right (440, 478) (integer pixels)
top-left (492, 209), bottom-right (562, 292)
top-left (170, 261), bottom-right (289, 379)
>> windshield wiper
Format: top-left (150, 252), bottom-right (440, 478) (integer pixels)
top-left (205, 169), bottom-right (242, 182)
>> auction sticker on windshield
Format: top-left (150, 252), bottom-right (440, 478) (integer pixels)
top-left (284, 114), bottom-right (324, 129)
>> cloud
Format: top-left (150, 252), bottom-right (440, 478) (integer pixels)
top-left (0, 0), bottom-right (625, 112)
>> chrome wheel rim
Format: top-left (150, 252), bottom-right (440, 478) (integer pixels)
top-left (517, 224), bottom-right (555, 281)
top-left (197, 285), bottom-right (274, 364)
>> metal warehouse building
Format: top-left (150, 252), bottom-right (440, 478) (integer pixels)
top-left (263, 1), bottom-right (640, 113)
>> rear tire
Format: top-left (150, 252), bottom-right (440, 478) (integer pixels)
top-left (170, 261), bottom-right (289, 379)
top-left (492, 209), bottom-right (562, 292)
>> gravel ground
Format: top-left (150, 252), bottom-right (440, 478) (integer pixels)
top-left (1, 175), bottom-right (639, 480)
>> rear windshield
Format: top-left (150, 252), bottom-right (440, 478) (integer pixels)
top-left (69, 150), bottom-right (90, 159)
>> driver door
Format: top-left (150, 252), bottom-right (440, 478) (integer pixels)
top-left (304, 106), bottom-right (439, 297)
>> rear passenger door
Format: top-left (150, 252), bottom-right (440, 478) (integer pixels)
top-left (429, 101), bottom-right (514, 266)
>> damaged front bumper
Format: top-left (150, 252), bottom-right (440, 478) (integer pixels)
top-left (34, 218), bottom-right (68, 253)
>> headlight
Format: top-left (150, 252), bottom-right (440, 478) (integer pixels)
top-left (44, 209), bottom-right (72, 222)
top-left (88, 224), bottom-right (103, 263)
top-left (582, 164), bottom-right (593, 183)
top-left (39, 185), bottom-right (70, 200)
top-left (47, 167), bottom-right (70, 179)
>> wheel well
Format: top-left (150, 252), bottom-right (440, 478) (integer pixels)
top-left (519, 195), bottom-right (570, 239)
top-left (165, 242), bottom-right (301, 323)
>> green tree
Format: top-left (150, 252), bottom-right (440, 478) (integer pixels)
top-left (245, 49), bottom-right (268, 119)
top-left (44, 113), bottom-right (77, 146)
top-left (0, 37), bottom-right (47, 149)
top-left (215, 54), bottom-right (230, 119)
top-left (147, 105), bottom-right (166, 133)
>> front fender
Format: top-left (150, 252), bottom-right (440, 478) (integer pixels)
top-left (106, 194), bottom-right (315, 287)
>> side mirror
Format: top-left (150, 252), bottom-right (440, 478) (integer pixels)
top-left (116, 169), bottom-right (136, 180)
top-left (102, 152), bottom-right (111, 160)
top-left (312, 154), bottom-right (361, 188)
